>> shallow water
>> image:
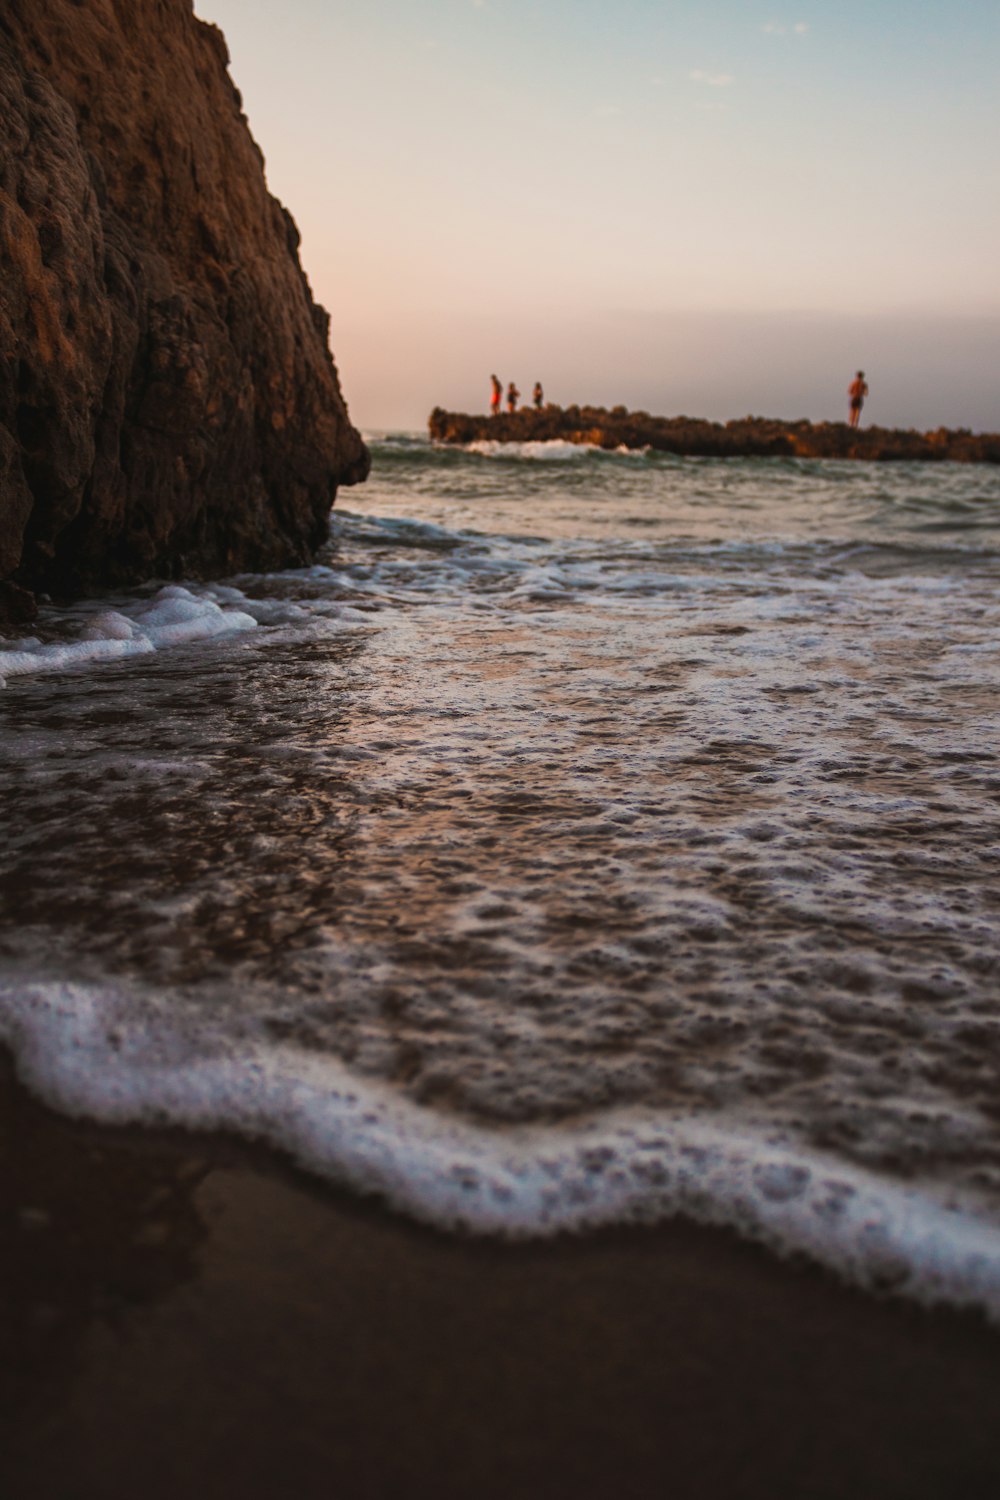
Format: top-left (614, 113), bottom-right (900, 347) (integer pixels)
top-left (3, 438), bottom-right (1000, 1312)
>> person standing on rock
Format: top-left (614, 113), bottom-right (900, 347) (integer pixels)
top-left (507, 381), bottom-right (520, 414)
top-left (533, 381), bottom-right (544, 410)
top-left (848, 370), bottom-right (869, 428)
top-left (490, 374), bottom-right (502, 417)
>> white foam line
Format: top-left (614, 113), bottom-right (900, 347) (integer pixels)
top-left (3, 976), bottom-right (1000, 1321)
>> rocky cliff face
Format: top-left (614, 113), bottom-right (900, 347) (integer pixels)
top-left (0, 0), bottom-right (368, 621)
top-left (430, 407), bottom-right (1000, 466)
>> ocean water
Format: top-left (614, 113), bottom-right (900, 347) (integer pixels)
top-left (3, 436), bottom-right (1000, 1314)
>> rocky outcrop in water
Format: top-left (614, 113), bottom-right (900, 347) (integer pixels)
top-left (430, 407), bottom-right (1000, 465)
top-left (0, 0), bottom-right (368, 622)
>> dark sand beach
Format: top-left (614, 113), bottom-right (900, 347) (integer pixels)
top-left (4, 1061), bottom-right (1000, 1500)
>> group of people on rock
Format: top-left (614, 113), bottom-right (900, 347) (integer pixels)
top-left (490, 375), bottom-right (544, 416)
top-left (488, 372), bottom-right (871, 425)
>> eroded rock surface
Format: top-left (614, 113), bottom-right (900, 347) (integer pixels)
top-left (430, 407), bottom-right (1000, 465)
top-left (0, 0), bottom-right (368, 618)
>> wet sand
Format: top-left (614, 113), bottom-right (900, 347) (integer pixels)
top-left (3, 1063), bottom-right (1000, 1500)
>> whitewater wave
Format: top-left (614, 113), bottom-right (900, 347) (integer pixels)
top-left (463, 439), bottom-right (609, 463)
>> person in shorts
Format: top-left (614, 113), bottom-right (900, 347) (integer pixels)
top-left (848, 370), bottom-right (869, 428)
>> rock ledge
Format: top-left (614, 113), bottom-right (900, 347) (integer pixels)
top-left (429, 407), bottom-right (1000, 465)
top-left (1, 0), bottom-right (368, 622)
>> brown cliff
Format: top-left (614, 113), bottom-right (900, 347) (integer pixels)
top-left (0, 0), bottom-right (368, 622)
top-left (430, 407), bottom-right (1000, 466)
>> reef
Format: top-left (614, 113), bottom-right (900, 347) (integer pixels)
top-left (429, 407), bottom-right (1000, 466)
top-left (0, 0), bottom-right (368, 623)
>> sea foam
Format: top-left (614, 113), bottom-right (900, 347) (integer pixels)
top-left (0, 585), bottom-right (257, 686)
top-left (3, 973), bottom-right (1000, 1322)
top-left (464, 439), bottom-right (601, 462)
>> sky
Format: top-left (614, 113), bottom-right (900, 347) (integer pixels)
top-left (195, 1), bottom-right (999, 433)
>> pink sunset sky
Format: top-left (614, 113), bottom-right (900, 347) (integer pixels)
top-left (196, 0), bottom-right (1000, 433)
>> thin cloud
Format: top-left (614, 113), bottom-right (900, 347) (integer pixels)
top-left (762, 20), bottom-right (809, 36)
top-left (689, 69), bottom-right (734, 88)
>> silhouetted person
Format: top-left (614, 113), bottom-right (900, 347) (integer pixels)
top-left (507, 381), bottom-right (520, 414)
top-left (490, 374), bottom-right (502, 417)
top-left (532, 381), bottom-right (544, 409)
top-left (848, 370), bottom-right (868, 429)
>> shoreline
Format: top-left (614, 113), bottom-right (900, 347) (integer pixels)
top-left (4, 1063), bottom-right (1000, 1498)
top-left (429, 405), bottom-right (1000, 465)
